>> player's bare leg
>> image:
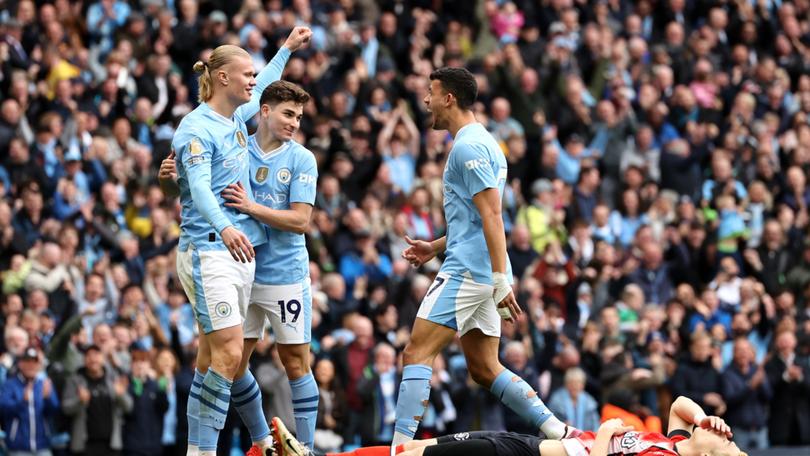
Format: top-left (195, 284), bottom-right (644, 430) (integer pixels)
top-left (460, 329), bottom-right (572, 440)
top-left (278, 342), bottom-right (310, 379)
top-left (391, 318), bottom-right (458, 452)
top-left (401, 439), bottom-right (437, 452)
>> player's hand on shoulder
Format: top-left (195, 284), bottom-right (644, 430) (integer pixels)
top-left (597, 418), bottom-right (634, 437)
top-left (284, 26), bottom-right (312, 52)
top-left (698, 416), bottom-right (732, 438)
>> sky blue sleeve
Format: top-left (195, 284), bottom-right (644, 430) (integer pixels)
top-left (180, 136), bottom-right (232, 234)
top-left (289, 150), bottom-right (318, 204)
top-left (455, 142), bottom-right (497, 197)
top-left (234, 46), bottom-right (292, 121)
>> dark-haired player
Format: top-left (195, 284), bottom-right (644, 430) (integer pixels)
top-left (390, 67), bottom-right (574, 456)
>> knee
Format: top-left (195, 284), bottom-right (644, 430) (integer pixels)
top-left (196, 353), bottom-right (211, 373)
top-left (279, 346), bottom-right (310, 380)
top-left (402, 342), bottom-right (434, 367)
top-left (215, 339), bottom-right (244, 376)
top-left (468, 361), bottom-right (503, 388)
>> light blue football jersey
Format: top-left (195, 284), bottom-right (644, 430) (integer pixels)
top-left (440, 122), bottom-right (513, 285)
top-left (248, 136), bottom-right (318, 285)
top-left (173, 47), bottom-right (291, 252)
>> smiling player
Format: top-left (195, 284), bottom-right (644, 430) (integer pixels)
top-left (221, 80), bottom-right (319, 450)
top-left (166, 27), bottom-right (312, 456)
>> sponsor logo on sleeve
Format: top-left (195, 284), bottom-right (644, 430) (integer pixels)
top-left (298, 173), bottom-right (316, 185)
top-left (464, 158), bottom-right (489, 170)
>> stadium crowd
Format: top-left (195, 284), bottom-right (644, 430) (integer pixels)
top-left (1, 0), bottom-right (810, 455)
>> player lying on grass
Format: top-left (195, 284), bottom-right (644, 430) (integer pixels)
top-left (270, 396), bottom-right (745, 456)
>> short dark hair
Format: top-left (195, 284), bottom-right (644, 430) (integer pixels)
top-left (429, 67), bottom-right (477, 110)
top-left (260, 80), bottom-right (311, 107)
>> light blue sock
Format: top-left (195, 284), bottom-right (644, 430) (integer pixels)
top-left (187, 369), bottom-right (204, 448)
top-left (490, 369), bottom-right (564, 438)
top-left (392, 365), bottom-right (432, 443)
top-left (231, 370), bottom-right (270, 442)
top-left (290, 373), bottom-right (319, 450)
top-left (198, 368), bottom-right (232, 452)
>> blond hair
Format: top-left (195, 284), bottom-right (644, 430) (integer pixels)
top-left (193, 45), bottom-right (250, 103)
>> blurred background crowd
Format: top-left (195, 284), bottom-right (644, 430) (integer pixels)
top-left (2, 0), bottom-right (810, 455)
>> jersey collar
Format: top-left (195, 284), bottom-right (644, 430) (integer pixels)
top-left (251, 135), bottom-right (290, 159)
top-left (202, 103), bottom-right (234, 126)
top-left (454, 122), bottom-right (479, 139)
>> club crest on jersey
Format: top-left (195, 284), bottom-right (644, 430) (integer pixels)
top-left (215, 302), bottom-right (232, 318)
top-left (620, 432), bottom-right (639, 449)
top-left (189, 138), bottom-right (203, 155)
top-left (277, 168), bottom-right (292, 184)
top-left (236, 130), bottom-right (247, 148)
top-left (256, 166), bottom-right (269, 183)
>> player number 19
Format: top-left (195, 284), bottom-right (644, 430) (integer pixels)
top-left (278, 299), bottom-right (301, 323)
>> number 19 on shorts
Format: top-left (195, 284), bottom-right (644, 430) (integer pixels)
top-left (278, 299), bottom-right (301, 323)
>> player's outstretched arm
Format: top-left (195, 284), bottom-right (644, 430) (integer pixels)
top-left (668, 396), bottom-right (732, 438)
top-left (158, 152), bottom-right (180, 198)
top-left (472, 187), bottom-right (521, 321)
top-left (235, 26), bottom-right (312, 120)
top-left (222, 182), bottom-right (312, 234)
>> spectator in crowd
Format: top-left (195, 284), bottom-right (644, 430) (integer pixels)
top-left (671, 332), bottom-right (726, 417)
top-left (721, 338), bottom-right (771, 451)
top-left (507, 224), bottom-right (538, 280)
top-left (0, 346), bottom-right (60, 455)
top-left (356, 342), bottom-right (399, 446)
top-left (765, 329), bottom-right (810, 446)
top-left (313, 358), bottom-right (346, 453)
top-left (516, 179), bottom-right (564, 256)
top-left (62, 344), bottom-right (132, 456)
top-left (548, 367), bottom-right (600, 433)
top-left (153, 347), bottom-right (182, 456)
top-left (122, 346), bottom-right (168, 456)
top-left (331, 315), bottom-right (375, 442)
top-left (628, 241), bottom-right (674, 306)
